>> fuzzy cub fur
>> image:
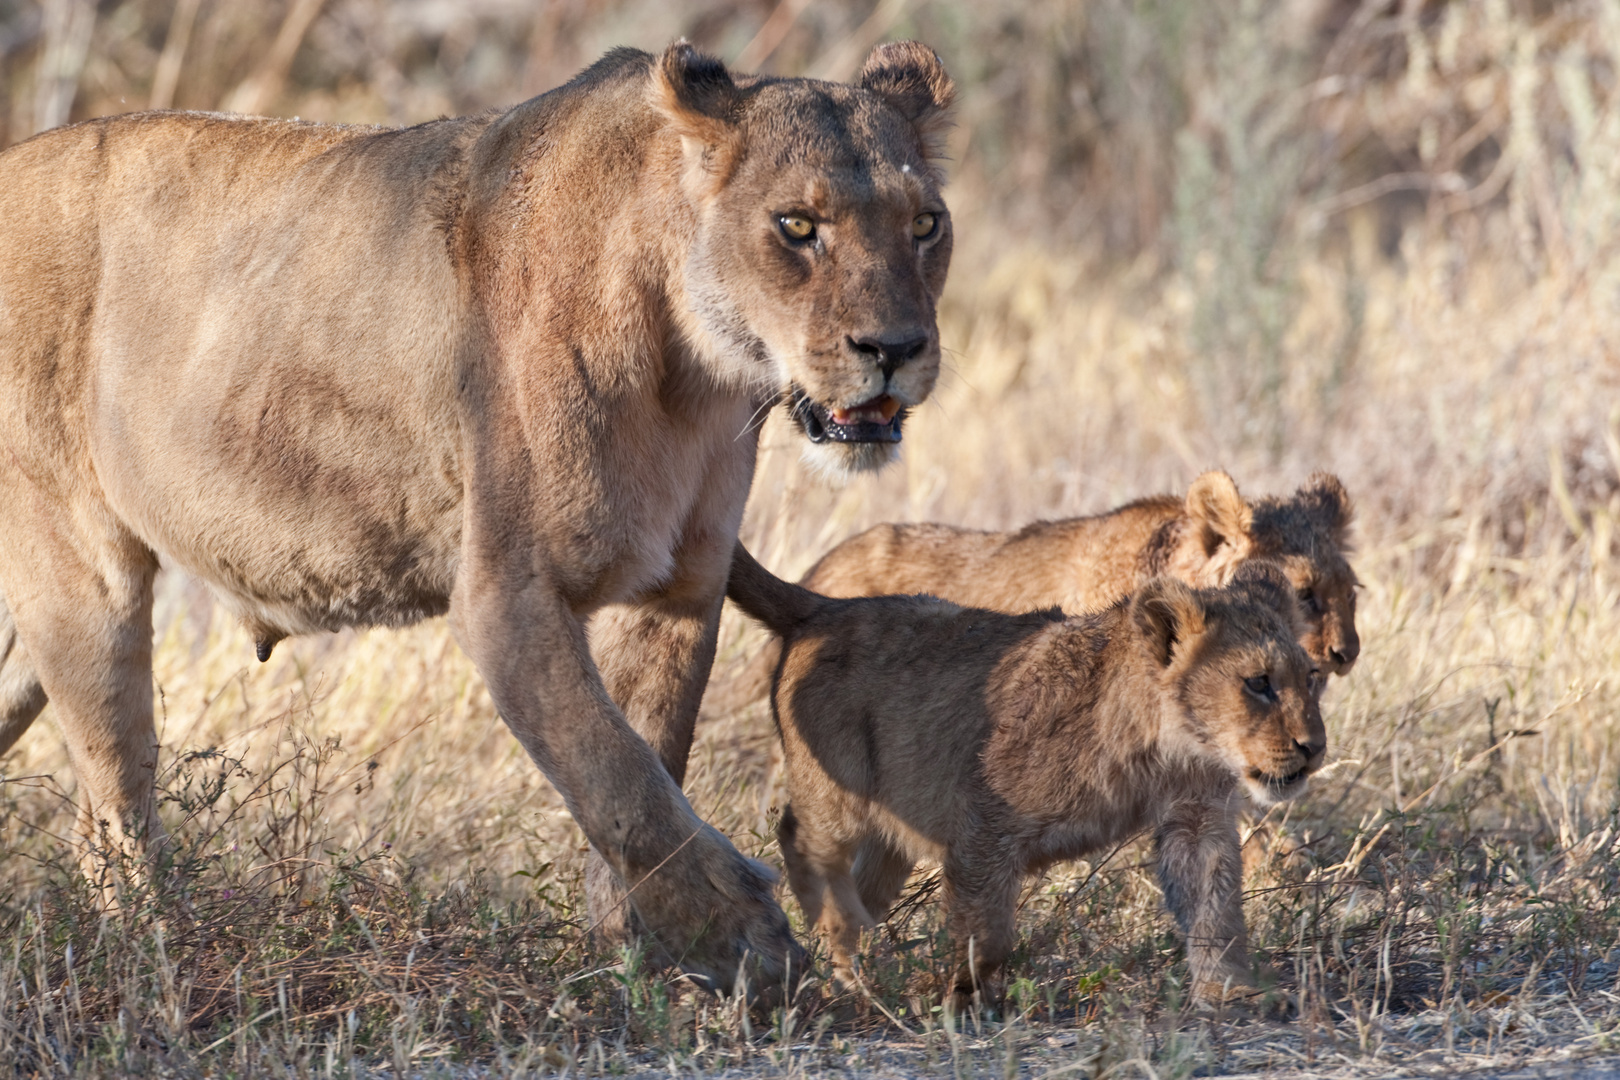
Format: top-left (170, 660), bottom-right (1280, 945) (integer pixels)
top-left (727, 543), bottom-right (1326, 1009)
top-left (802, 470), bottom-right (1360, 676)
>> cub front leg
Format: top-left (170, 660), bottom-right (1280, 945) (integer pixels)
top-left (1154, 790), bottom-right (1252, 1008)
top-left (941, 848), bottom-right (1023, 1015)
top-left (451, 553), bottom-right (797, 998)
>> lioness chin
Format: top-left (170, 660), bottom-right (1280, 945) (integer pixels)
top-left (0, 40), bottom-right (958, 998)
top-left (727, 544), bottom-right (1326, 1011)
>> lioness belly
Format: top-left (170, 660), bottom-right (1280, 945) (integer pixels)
top-left (2, 114), bottom-right (471, 634)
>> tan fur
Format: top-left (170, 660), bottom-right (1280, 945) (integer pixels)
top-left (727, 545), bottom-right (1326, 1010)
top-left (0, 41), bottom-right (958, 996)
top-left (800, 470), bottom-right (1361, 673)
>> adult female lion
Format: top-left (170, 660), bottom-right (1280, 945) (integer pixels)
top-left (0, 41), bottom-right (955, 996)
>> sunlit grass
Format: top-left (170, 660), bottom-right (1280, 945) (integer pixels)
top-left (5, 0), bottom-right (1620, 1075)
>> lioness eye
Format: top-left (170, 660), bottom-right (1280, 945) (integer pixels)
top-left (1244, 674), bottom-right (1275, 701)
top-left (912, 212), bottom-right (938, 239)
top-left (778, 215), bottom-right (815, 242)
top-left (1297, 587), bottom-right (1321, 614)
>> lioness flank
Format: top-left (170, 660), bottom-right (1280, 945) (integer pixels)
top-left (0, 40), bottom-right (957, 996)
top-left (727, 544), bottom-right (1326, 1010)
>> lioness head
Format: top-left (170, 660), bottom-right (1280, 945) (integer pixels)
top-left (1133, 563), bottom-right (1327, 806)
top-left (651, 41), bottom-right (955, 475)
top-left (1174, 470), bottom-right (1361, 677)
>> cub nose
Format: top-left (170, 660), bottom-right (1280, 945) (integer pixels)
top-left (848, 333), bottom-right (929, 379)
top-left (1328, 641), bottom-right (1358, 669)
top-left (1295, 738), bottom-right (1326, 761)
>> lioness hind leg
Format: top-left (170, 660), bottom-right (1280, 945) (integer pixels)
top-left (0, 517), bottom-right (161, 897)
top-left (0, 590), bottom-right (49, 758)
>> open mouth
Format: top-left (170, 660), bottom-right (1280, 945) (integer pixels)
top-left (788, 387), bottom-right (906, 444)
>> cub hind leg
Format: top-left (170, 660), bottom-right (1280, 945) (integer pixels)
top-left (778, 803), bottom-right (876, 991)
top-left (0, 590), bottom-right (48, 758)
top-left (852, 835), bottom-right (916, 922)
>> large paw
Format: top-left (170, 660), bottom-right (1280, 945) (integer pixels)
top-left (619, 824), bottom-right (806, 1004)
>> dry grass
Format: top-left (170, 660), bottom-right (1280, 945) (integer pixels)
top-left (4, 1), bottom-right (1620, 1076)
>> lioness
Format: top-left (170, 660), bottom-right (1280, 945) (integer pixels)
top-left (804, 470), bottom-right (1361, 674)
top-left (727, 544), bottom-right (1326, 1010)
top-left (0, 41), bottom-right (956, 995)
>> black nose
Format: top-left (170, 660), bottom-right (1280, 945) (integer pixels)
top-left (1329, 644), bottom-right (1357, 667)
top-left (848, 334), bottom-right (928, 379)
top-left (1295, 738), bottom-right (1326, 760)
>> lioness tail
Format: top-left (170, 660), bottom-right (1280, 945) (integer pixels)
top-left (727, 544), bottom-right (823, 638)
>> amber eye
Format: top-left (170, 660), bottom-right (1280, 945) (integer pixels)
top-left (778, 214), bottom-right (815, 242)
top-left (912, 212), bottom-right (938, 239)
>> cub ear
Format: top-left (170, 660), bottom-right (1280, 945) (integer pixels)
top-left (1302, 472), bottom-right (1354, 546)
top-left (1185, 470), bottom-right (1253, 557)
top-left (1131, 577), bottom-right (1207, 668)
top-left (651, 41), bottom-right (742, 194)
top-left (859, 41), bottom-right (955, 154)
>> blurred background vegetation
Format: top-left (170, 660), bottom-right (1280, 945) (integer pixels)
top-left (3, 2), bottom-right (1620, 1075)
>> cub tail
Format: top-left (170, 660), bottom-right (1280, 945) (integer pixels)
top-left (727, 543), bottom-right (825, 639)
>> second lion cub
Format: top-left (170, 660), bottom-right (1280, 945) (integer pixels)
top-left (727, 544), bottom-right (1326, 1010)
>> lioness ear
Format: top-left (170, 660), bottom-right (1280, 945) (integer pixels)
top-left (859, 41), bottom-right (955, 156)
top-left (1132, 578), bottom-right (1207, 668)
top-left (1185, 470), bottom-right (1253, 558)
top-left (1302, 472), bottom-right (1354, 547)
top-left (651, 41), bottom-right (742, 196)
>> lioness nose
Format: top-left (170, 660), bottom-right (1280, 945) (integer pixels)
top-left (1295, 738), bottom-right (1326, 760)
top-left (1329, 641), bottom-right (1358, 668)
top-left (848, 333), bottom-right (929, 379)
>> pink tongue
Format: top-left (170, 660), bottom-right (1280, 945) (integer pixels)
top-left (831, 396), bottom-right (901, 425)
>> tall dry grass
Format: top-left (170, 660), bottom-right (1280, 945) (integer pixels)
top-left (2, 1), bottom-right (1619, 1076)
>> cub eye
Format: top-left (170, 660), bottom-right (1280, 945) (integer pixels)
top-left (1297, 587), bottom-right (1322, 614)
top-left (1244, 674), bottom-right (1276, 702)
top-left (912, 212), bottom-right (938, 239)
top-left (1307, 668), bottom-right (1325, 691)
top-left (778, 214), bottom-right (815, 242)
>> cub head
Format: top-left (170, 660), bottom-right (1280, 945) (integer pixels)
top-left (1163, 470), bottom-right (1361, 678)
top-left (1249, 472), bottom-right (1361, 676)
top-left (1131, 563), bottom-right (1327, 806)
top-left (651, 41), bottom-right (954, 475)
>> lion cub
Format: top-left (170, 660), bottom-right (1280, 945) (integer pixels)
top-left (727, 543), bottom-right (1326, 1010)
top-left (801, 470), bottom-right (1359, 676)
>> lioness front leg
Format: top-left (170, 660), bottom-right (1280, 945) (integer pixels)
top-left (451, 562), bottom-right (796, 996)
top-left (1155, 790), bottom-right (1252, 1008)
top-left (584, 590), bottom-right (724, 952)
